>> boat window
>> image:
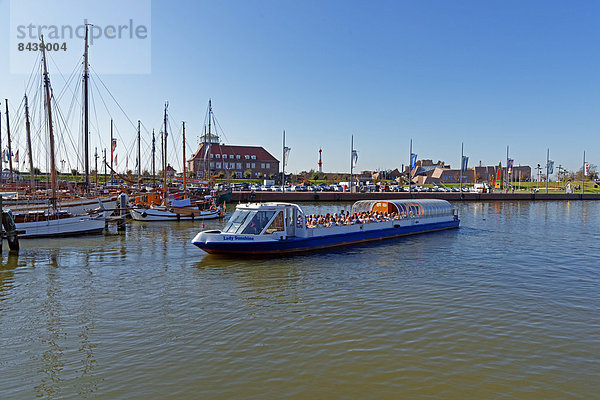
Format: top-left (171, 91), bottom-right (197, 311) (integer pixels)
top-left (264, 211), bottom-right (284, 234)
top-left (222, 210), bottom-right (256, 233)
top-left (241, 211), bottom-right (276, 234)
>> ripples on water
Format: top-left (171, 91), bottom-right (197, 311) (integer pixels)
top-left (0, 201), bottom-right (598, 399)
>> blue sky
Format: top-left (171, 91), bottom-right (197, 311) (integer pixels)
top-left (0, 0), bottom-right (599, 176)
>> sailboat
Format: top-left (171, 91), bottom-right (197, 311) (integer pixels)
top-left (11, 30), bottom-right (107, 238)
top-left (129, 104), bottom-right (222, 221)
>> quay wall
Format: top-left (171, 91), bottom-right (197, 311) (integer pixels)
top-left (232, 191), bottom-right (600, 203)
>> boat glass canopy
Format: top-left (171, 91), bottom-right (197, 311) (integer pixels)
top-left (351, 199), bottom-right (453, 218)
top-left (222, 209), bottom-right (277, 234)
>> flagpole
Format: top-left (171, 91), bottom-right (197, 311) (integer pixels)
top-left (460, 142), bottom-right (464, 197)
top-left (506, 145), bottom-right (509, 190)
top-left (282, 130), bottom-right (285, 194)
top-left (350, 135), bottom-right (354, 193)
top-left (546, 148), bottom-right (549, 194)
top-left (582, 150), bottom-right (585, 195)
top-left (409, 139), bottom-right (413, 196)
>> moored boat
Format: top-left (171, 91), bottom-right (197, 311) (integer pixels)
top-left (191, 199), bottom-right (459, 255)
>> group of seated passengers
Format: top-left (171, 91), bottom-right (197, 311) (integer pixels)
top-left (301, 210), bottom-right (404, 228)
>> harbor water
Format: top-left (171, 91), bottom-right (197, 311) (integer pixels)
top-left (0, 201), bottom-right (598, 399)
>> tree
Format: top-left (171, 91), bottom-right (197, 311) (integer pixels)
top-left (269, 173), bottom-right (275, 180)
top-left (71, 169), bottom-right (79, 176)
top-left (230, 171), bottom-right (237, 179)
top-left (256, 172), bottom-right (263, 179)
top-left (312, 171), bottom-right (319, 180)
top-left (288, 173), bottom-right (296, 183)
top-left (475, 173), bottom-right (482, 183)
top-left (243, 169), bottom-right (252, 179)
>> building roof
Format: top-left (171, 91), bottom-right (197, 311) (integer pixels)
top-left (188, 143), bottom-right (279, 163)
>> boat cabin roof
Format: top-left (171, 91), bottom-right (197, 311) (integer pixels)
top-left (351, 199), bottom-right (453, 218)
top-left (238, 202), bottom-right (305, 214)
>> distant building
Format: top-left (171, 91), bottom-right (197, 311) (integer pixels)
top-left (412, 165), bottom-right (531, 185)
top-left (188, 133), bottom-right (279, 179)
top-left (165, 164), bottom-right (176, 178)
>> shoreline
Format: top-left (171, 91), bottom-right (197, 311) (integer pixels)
top-left (232, 191), bottom-right (600, 202)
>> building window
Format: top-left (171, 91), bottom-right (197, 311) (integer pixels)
top-left (236, 155), bottom-right (240, 159)
top-left (209, 154), bottom-right (213, 159)
top-left (210, 162), bottom-right (214, 168)
top-left (266, 163), bottom-right (270, 169)
top-left (245, 155), bottom-right (249, 159)
top-left (246, 163), bottom-right (250, 168)
top-left (216, 154), bottom-right (220, 159)
top-left (237, 163), bottom-right (241, 169)
top-left (230, 155), bottom-right (234, 159)
top-left (261, 163), bottom-right (265, 169)
top-left (251, 163), bottom-right (255, 168)
top-left (251, 155), bottom-right (256, 160)
top-left (216, 162), bottom-right (221, 168)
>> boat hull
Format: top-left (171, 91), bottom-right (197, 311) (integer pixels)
top-left (130, 207), bottom-right (221, 221)
top-left (16, 212), bottom-right (107, 238)
top-left (193, 219), bottom-right (459, 255)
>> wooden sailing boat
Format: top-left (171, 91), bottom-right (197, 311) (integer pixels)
top-left (12, 31), bottom-right (107, 238)
top-left (129, 104), bottom-right (222, 221)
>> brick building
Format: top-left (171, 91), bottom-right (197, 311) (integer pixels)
top-left (188, 135), bottom-right (279, 179)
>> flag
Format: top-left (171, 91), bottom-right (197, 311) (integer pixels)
top-left (548, 160), bottom-right (554, 175)
top-left (507, 158), bottom-right (514, 174)
top-left (410, 153), bottom-right (417, 170)
top-left (126, 155), bottom-right (129, 169)
top-left (352, 150), bottom-right (358, 168)
top-left (4, 149), bottom-right (9, 162)
top-left (585, 162), bottom-right (590, 176)
top-left (115, 154), bottom-right (118, 166)
top-left (461, 156), bottom-right (469, 172)
top-left (284, 146), bottom-right (291, 167)
top-left (111, 139), bottom-right (117, 161)
top-left (14, 150), bottom-right (19, 164)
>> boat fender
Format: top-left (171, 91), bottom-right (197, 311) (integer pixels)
top-left (176, 214), bottom-right (180, 221)
top-left (141, 211), bottom-right (147, 218)
top-left (314, 194), bottom-right (319, 200)
top-left (394, 224), bottom-right (400, 228)
top-left (191, 213), bottom-right (195, 220)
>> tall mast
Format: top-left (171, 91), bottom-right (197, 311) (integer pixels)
top-left (41, 35), bottom-right (57, 204)
top-left (182, 121), bottom-right (187, 192)
top-left (94, 147), bottom-right (98, 188)
top-left (0, 102), bottom-right (2, 184)
top-left (152, 129), bottom-right (155, 188)
top-left (103, 148), bottom-right (107, 185)
top-left (24, 95), bottom-right (35, 193)
top-left (137, 120), bottom-right (141, 189)
top-left (110, 119), bottom-right (114, 182)
top-left (163, 102), bottom-right (168, 202)
top-left (83, 25), bottom-right (90, 191)
top-left (5, 99), bottom-right (13, 183)
top-left (207, 99), bottom-right (212, 180)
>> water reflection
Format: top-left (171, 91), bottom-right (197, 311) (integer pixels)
top-left (34, 250), bottom-right (65, 398)
top-left (0, 252), bottom-right (22, 310)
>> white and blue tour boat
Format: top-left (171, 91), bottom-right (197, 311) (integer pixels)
top-left (192, 199), bottom-right (459, 255)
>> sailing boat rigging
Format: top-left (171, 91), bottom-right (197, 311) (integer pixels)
top-left (129, 104), bottom-right (221, 221)
top-left (10, 32), bottom-right (107, 238)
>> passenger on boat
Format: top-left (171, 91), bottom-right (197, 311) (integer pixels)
top-left (304, 209), bottom-right (402, 228)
